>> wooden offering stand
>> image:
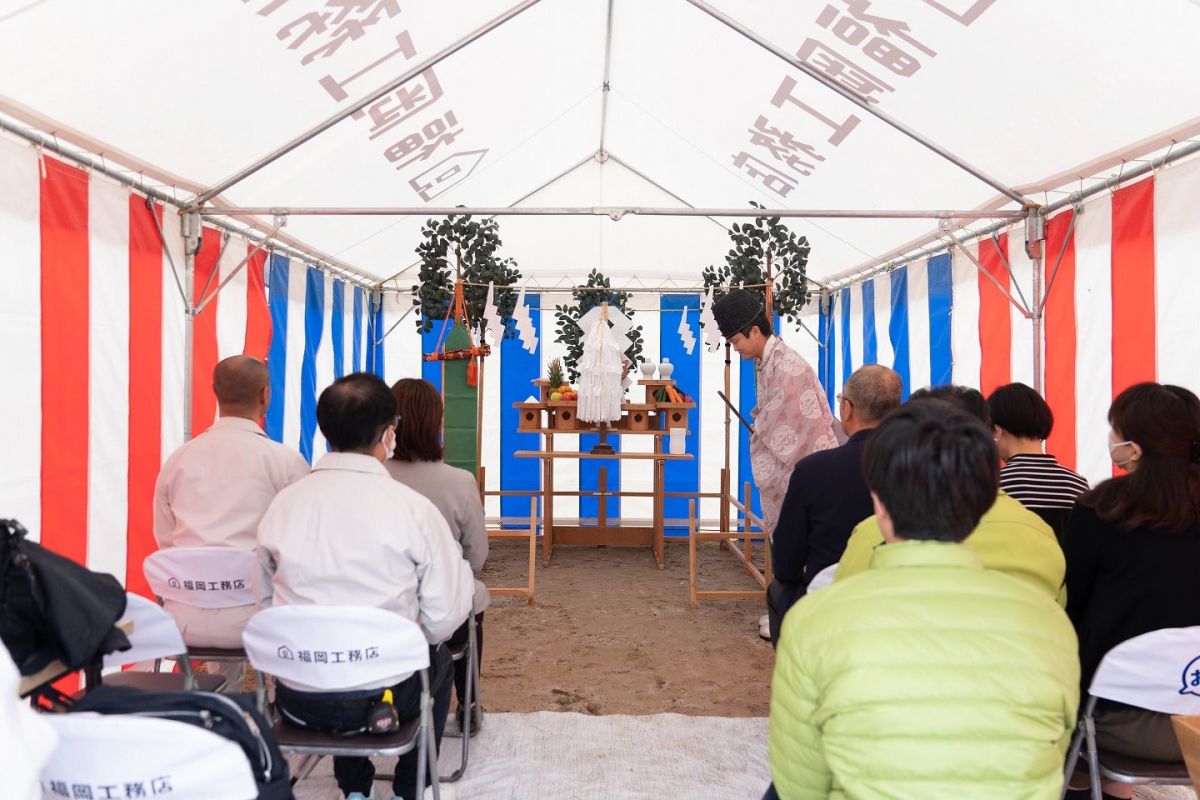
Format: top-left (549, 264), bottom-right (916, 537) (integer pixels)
top-left (512, 377), bottom-right (696, 567)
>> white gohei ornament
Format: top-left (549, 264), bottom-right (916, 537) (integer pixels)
top-left (512, 285), bottom-right (538, 353)
top-left (576, 302), bottom-right (627, 424)
top-left (483, 282), bottom-right (505, 345)
top-left (677, 306), bottom-right (696, 355)
top-left (699, 287), bottom-right (722, 352)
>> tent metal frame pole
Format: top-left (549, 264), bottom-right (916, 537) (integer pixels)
top-left (0, 112), bottom-right (376, 289)
top-left (375, 305), bottom-right (416, 346)
top-left (989, 231), bottom-right (1031, 313)
top-left (679, 0), bottom-right (1028, 205)
top-left (1038, 203), bottom-right (1081, 316)
top-left (597, 0), bottom-right (616, 162)
top-left (182, 212), bottom-right (200, 443)
top-left (827, 138), bottom-right (1200, 291)
top-left (193, 217), bottom-right (286, 316)
top-left (1031, 248), bottom-right (1043, 394)
top-left (199, 206), bottom-right (1022, 220)
top-left (196, 229), bottom-right (233, 312)
top-left (1024, 207), bottom-right (1047, 394)
top-left (190, 0), bottom-right (545, 206)
top-left (147, 197), bottom-right (191, 313)
top-left (942, 234), bottom-right (1030, 319)
top-left (377, 152), bottom-right (596, 285)
top-left (606, 153), bottom-right (731, 234)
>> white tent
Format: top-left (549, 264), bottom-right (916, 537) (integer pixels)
top-left (2, 0), bottom-right (1199, 582)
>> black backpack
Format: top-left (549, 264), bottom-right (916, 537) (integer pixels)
top-left (73, 684), bottom-right (294, 800)
top-left (0, 518), bottom-right (130, 675)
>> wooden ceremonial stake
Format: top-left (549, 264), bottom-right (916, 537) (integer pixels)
top-left (590, 421), bottom-right (615, 455)
top-left (475, 352), bottom-right (485, 475)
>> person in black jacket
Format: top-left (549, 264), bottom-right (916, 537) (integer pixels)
top-left (765, 364), bottom-right (903, 645)
top-left (1064, 382), bottom-right (1200, 777)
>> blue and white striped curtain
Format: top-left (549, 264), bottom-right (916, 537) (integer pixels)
top-left (818, 254), bottom-right (956, 403)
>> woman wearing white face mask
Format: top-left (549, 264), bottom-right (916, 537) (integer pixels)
top-left (1062, 382), bottom-right (1200, 797)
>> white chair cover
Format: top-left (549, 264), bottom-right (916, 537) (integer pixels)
top-left (807, 563), bottom-right (838, 593)
top-left (41, 713), bottom-right (258, 800)
top-left (103, 593), bottom-right (188, 669)
top-left (1, 647), bottom-right (56, 800)
top-left (243, 605), bottom-right (429, 692)
top-left (143, 547), bottom-right (257, 609)
top-left (1089, 626), bottom-right (1200, 714)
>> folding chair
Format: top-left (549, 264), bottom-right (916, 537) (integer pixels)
top-left (806, 563), bottom-right (838, 594)
top-left (144, 546), bottom-right (258, 679)
top-left (41, 712), bottom-right (259, 800)
top-left (441, 610), bottom-right (480, 783)
top-left (243, 605), bottom-right (442, 799)
top-left (1061, 626), bottom-right (1200, 799)
top-left (96, 592), bottom-right (226, 693)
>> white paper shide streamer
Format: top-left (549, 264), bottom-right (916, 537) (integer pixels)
top-left (678, 306), bottom-right (696, 355)
top-left (576, 303), bottom-right (628, 423)
top-left (699, 287), bottom-right (721, 351)
top-left (483, 282), bottom-right (504, 345)
top-left (512, 285), bottom-right (538, 353)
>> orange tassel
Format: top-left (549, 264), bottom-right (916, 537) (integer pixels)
top-left (467, 357), bottom-right (479, 387)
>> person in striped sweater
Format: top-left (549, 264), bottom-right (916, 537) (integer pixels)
top-left (987, 382), bottom-right (1089, 542)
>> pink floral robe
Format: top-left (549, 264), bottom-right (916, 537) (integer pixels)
top-left (749, 336), bottom-right (837, 535)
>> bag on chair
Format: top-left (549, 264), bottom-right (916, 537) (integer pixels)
top-left (73, 684), bottom-right (294, 800)
top-left (0, 518), bottom-right (130, 675)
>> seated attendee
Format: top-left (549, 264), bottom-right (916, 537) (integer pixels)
top-left (1, 645), bottom-right (57, 800)
top-left (1064, 383), bottom-right (1200, 783)
top-left (766, 364), bottom-right (902, 645)
top-left (768, 401), bottom-right (1079, 800)
top-left (835, 385), bottom-right (1066, 604)
top-left (154, 355), bottom-right (308, 685)
top-left (988, 382), bottom-right (1089, 541)
top-left (257, 373), bottom-right (473, 800)
top-left (387, 378), bottom-right (489, 732)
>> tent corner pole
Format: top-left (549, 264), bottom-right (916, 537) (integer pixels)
top-left (1025, 208), bottom-right (1046, 395)
top-left (182, 211), bottom-right (201, 443)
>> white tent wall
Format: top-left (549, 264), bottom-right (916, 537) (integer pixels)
top-left (0, 134), bottom-right (42, 538)
top-left (0, 134), bottom-right (375, 591)
top-left (821, 154), bottom-right (1200, 488)
top-left (5, 1), bottom-right (1200, 282)
top-left (3, 0), bottom-right (1200, 577)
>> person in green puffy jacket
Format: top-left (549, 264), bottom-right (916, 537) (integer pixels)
top-left (767, 401), bottom-right (1080, 800)
top-left (833, 385), bottom-right (1067, 607)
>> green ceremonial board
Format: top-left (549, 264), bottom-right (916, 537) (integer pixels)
top-left (442, 321), bottom-right (478, 476)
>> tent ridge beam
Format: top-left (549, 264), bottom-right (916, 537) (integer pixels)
top-left (597, 0), bottom-right (616, 162)
top-left (680, 0), bottom-right (1029, 205)
top-left (189, 0), bottom-right (546, 206)
top-left (199, 206), bottom-right (1023, 220)
top-left (606, 152), bottom-right (730, 232)
top-left (377, 151), bottom-right (597, 286)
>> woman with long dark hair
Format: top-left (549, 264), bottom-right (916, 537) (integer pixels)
top-left (1065, 382), bottom-right (1200, 773)
top-left (386, 378), bottom-right (489, 734)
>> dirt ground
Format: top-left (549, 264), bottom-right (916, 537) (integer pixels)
top-left (477, 538), bottom-right (775, 717)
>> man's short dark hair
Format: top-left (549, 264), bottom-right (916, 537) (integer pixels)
top-left (987, 382), bottom-right (1053, 440)
top-left (317, 372), bottom-right (397, 453)
top-left (863, 402), bottom-right (999, 542)
top-left (909, 384), bottom-right (991, 428)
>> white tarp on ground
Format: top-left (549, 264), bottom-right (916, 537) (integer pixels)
top-left (293, 711), bottom-right (770, 800)
top-left (2, 0), bottom-right (1199, 284)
